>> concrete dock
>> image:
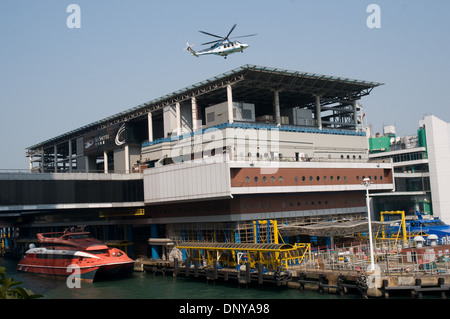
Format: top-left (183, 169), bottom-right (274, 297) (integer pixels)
top-left (135, 246), bottom-right (450, 299)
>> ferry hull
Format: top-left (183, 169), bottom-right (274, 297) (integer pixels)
top-left (17, 262), bottom-right (99, 282)
top-left (16, 231), bottom-right (135, 282)
top-left (96, 262), bottom-right (135, 277)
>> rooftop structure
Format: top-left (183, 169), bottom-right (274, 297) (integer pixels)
top-left (26, 64), bottom-right (382, 174)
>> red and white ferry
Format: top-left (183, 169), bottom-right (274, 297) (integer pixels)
top-left (17, 229), bottom-right (134, 282)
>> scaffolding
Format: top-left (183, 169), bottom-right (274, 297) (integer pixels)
top-left (177, 241), bottom-right (311, 271)
top-left (165, 213), bottom-right (366, 245)
top-left (170, 220), bottom-right (311, 272)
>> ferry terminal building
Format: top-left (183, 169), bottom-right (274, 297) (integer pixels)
top-left (0, 65), bottom-right (394, 258)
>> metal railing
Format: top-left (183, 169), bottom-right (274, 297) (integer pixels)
top-left (297, 241), bottom-right (450, 275)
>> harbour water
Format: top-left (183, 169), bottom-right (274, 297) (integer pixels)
top-left (1, 257), bottom-right (346, 300)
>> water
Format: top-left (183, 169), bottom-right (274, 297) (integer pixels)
top-left (1, 257), bottom-right (347, 300)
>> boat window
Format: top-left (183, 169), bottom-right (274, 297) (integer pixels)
top-left (66, 234), bottom-right (93, 240)
top-left (427, 220), bottom-right (446, 226)
top-left (89, 250), bottom-right (108, 255)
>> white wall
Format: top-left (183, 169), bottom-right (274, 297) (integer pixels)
top-left (424, 115), bottom-right (450, 223)
top-left (143, 161), bottom-right (231, 204)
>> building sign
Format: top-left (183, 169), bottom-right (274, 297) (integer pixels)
top-left (83, 123), bottom-right (136, 155)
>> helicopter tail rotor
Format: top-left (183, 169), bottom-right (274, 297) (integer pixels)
top-left (185, 42), bottom-right (198, 57)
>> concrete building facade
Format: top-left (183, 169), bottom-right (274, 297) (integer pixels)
top-left (1, 65), bottom-right (394, 256)
top-left (369, 115), bottom-right (450, 224)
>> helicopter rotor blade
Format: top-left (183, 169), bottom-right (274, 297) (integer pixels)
top-left (229, 34), bottom-right (257, 40)
top-left (201, 39), bottom-right (221, 46)
top-left (225, 24), bottom-right (237, 39)
top-left (199, 30), bottom-right (223, 39)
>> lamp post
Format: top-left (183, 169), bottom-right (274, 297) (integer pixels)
top-left (362, 177), bottom-right (376, 271)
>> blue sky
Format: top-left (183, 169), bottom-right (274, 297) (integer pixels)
top-left (1, 0), bottom-right (449, 169)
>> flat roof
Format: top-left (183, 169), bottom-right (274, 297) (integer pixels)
top-left (27, 64), bottom-right (383, 150)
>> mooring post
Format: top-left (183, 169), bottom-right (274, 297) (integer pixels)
top-left (258, 263), bottom-right (263, 284)
top-left (173, 258), bottom-right (178, 277)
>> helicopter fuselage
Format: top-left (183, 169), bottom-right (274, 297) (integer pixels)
top-left (186, 24), bottom-right (255, 58)
top-left (194, 40), bottom-right (249, 58)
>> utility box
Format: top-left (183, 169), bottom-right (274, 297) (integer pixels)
top-left (205, 101), bottom-right (255, 127)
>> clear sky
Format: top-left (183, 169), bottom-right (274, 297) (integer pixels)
top-left (1, 0), bottom-right (449, 169)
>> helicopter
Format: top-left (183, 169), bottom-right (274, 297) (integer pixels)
top-left (186, 24), bottom-right (256, 59)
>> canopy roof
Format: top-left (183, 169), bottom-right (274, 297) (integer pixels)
top-left (177, 241), bottom-right (294, 251)
top-left (278, 219), bottom-right (391, 237)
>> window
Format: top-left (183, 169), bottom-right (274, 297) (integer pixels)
top-left (279, 176), bottom-right (283, 182)
top-left (263, 176), bottom-right (267, 182)
top-left (245, 176), bottom-right (250, 182)
top-left (316, 176), bottom-right (320, 181)
top-left (271, 176), bottom-right (275, 182)
top-left (302, 176), bottom-right (306, 181)
top-left (294, 176), bottom-right (298, 182)
top-left (207, 112), bottom-right (215, 123)
top-left (242, 109), bottom-right (252, 120)
top-left (254, 176), bottom-right (259, 182)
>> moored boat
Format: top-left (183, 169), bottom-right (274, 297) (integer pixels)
top-left (390, 212), bottom-right (450, 243)
top-left (17, 229), bottom-right (134, 282)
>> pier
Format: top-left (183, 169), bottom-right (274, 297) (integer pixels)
top-left (135, 240), bottom-right (450, 298)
